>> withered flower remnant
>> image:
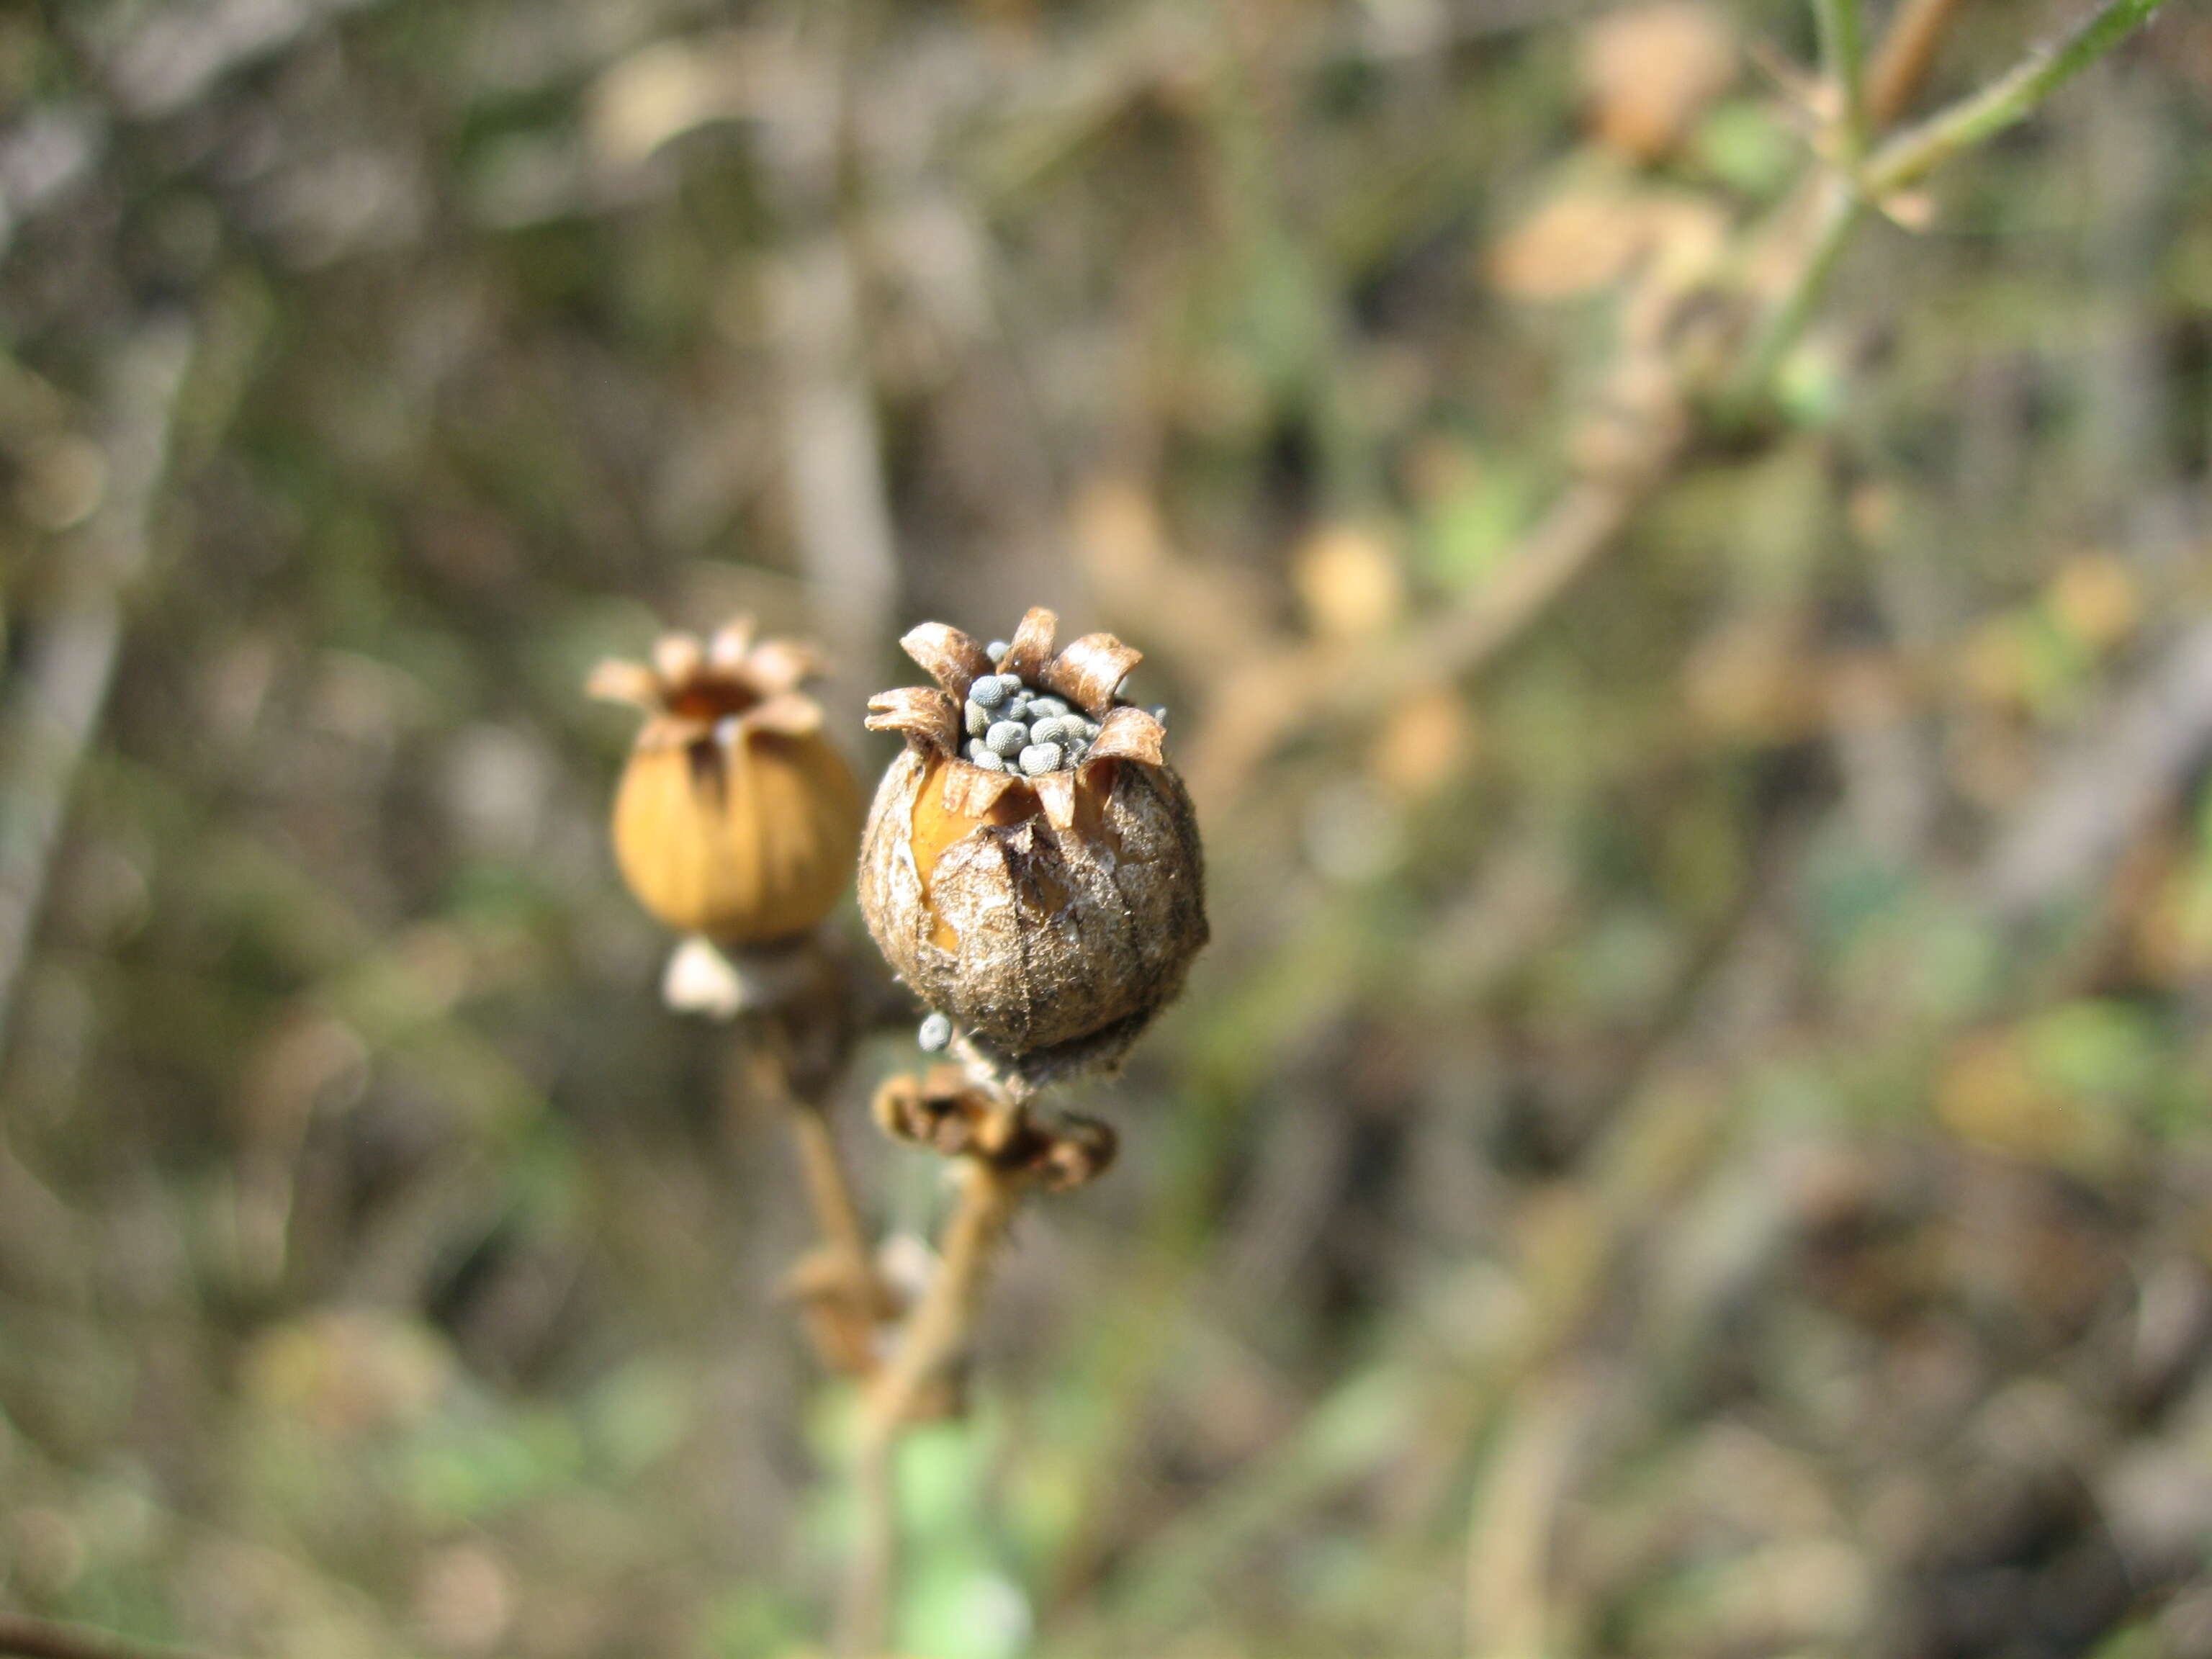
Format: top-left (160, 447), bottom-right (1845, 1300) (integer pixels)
top-left (860, 608), bottom-right (1207, 1084)
top-left (591, 619), bottom-right (863, 946)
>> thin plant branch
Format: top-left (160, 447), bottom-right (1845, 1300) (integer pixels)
top-left (1813, 0), bottom-right (1869, 158)
top-left (789, 1103), bottom-right (876, 1289)
top-left (1866, 0), bottom-right (1968, 126)
top-left (1737, 0), bottom-right (2161, 405)
top-left (835, 1154), bottom-right (1025, 1659)
top-left (781, 1090), bottom-right (901, 1376)
top-left (1723, 172), bottom-right (1862, 410)
top-left (724, 968), bottom-right (899, 1378)
top-left (1863, 0), bottom-right (2169, 196)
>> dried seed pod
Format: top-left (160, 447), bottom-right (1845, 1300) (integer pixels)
top-left (590, 618), bottom-right (863, 945)
top-left (860, 608), bottom-right (1207, 1084)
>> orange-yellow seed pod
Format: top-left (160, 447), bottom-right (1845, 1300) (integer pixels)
top-left (591, 620), bottom-right (862, 946)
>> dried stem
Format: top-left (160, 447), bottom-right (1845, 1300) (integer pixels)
top-left (789, 1103), bottom-right (876, 1288)
top-left (0, 1615), bottom-right (218, 1659)
top-left (835, 1153), bottom-right (1026, 1659)
top-left (1866, 0), bottom-right (1967, 127)
top-left (733, 1008), bottom-right (896, 1379)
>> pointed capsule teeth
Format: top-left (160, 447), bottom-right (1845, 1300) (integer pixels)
top-left (940, 760), bottom-right (1021, 817)
top-left (743, 691), bottom-right (824, 737)
top-left (1044, 632), bottom-right (1144, 718)
top-left (866, 686), bottom-right (962, 751)
top-left (652, 632), bottom-right (706, 685)
top-left (744, 639), bottom-right (820, 694)
top-left (899, 622), bottom-right (996, 699)
top-left (1030, 768), bottom-right (1079, 830)
top-left (707, 618), bottom-right (757, 668)
top-left (587, 659), bottom-right (662, 707)
top-left (1089, 704), bottom-right (1167, 765)
top-left (1002, 608), bottom-right (1059, 683)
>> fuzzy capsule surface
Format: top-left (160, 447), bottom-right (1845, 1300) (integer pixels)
top-left (860, 609), bottom-right (1207, 1074)
top-left (614, 725), bottom-right (860, 944)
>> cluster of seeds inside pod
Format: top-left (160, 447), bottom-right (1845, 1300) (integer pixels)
top-left (959, 639), bottom-right (1106, 777)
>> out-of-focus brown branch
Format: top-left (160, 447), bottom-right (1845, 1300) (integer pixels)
top-left (0, 322), bottom-right (192, 1073)
top-left (715, 940), bottom-right (902, 1379)
top-left (756, 42), bottom-right (899, 727)
top-left (0, 1614), bottom-right (220, 1659)
top-left (779, 1096), bottom-right (899, 1378)
top-left (1979, 619), bottom-right (2212, 925)
top-left (1463, 1370), bottom-right (1596, 1659)
top-left (1867, 0), bottom-right (1967, 125)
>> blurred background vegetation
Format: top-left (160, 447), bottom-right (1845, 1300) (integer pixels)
top-left (4, 0), bottom-right (2211, 1655)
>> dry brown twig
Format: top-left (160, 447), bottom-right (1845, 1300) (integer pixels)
top-left (706, 937), bottom-right (905, 1379)
top-left (832, 1068), bottom-right (1118, 1658)
top-left (1866, 0), bottom-right (1968, 125)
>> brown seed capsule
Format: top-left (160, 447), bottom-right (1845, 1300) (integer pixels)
top-left (859, 608), bottom-right (1207, 1084)
top-left (590, 619), bottom-right (863, 945)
